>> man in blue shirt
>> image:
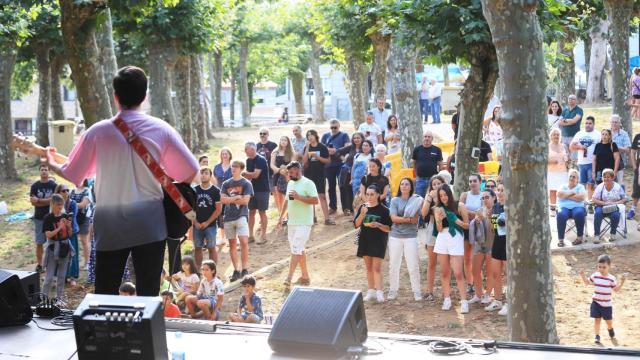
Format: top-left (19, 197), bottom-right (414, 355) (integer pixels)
top-left (321, 119), bottom-right (351, 214)
top-left (243, 142), bottom-right (270, 245)
top-left (559, 94), bottom-right (583, 165)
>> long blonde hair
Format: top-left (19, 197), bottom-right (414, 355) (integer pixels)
top-left (276, 136), bottom-right (294, 163)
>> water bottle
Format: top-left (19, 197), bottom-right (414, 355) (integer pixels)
top-left (171, 331), bottom-right (186, 360)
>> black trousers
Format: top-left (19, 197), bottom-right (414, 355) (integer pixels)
top-left (339, 172), bottom-right (354, 212)
top-left (167, 238), bottom-right (183, 276)
top-left (325, 165), bottom-right (342, 210)
top-left (95, 239), bottom-right (166, 296)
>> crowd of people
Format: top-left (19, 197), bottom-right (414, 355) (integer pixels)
top-left (28, 66), bottom-right (633, 327)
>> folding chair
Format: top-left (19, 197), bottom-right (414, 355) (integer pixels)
top-left (563, 203), bottom-right (589, 242)
top-left (598, 199), bottom-right (631, 241)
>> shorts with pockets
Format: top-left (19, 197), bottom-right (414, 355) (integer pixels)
top-left (224, 217), bottom-right (249, 239)
top-left (579, 164), bottom-right (594, 185)
top-left (590, 301), bottom-right (612, 320)
top-left (193, 226), bottom-right (217, 249)
top-left (288, 225), bottom-right (312, 255)
top-left (33, 219), bottom-right (46, 245)
top-left (434, 229), bottom-right (464, 256)
top-left (249, 192), bottom-right (270, 211)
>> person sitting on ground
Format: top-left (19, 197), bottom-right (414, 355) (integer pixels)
top-left (162, 290), bottom-right (181, 318)
top-left (355, 185), bottom-right (392, 303)
top-left (592, 129), bottom-right (620, 185)
top-left (42, 194), bottom-right (74, 301)
top-left (229, 276), bottom-right (264, 324)
top-left (160, 268), bottom-right (171, 294)
top-left (591, 169), bottom-right (627, 243)
top-left (119, 282), bottom-right (136, 296)
top-left (170, 256), bottom-right (201, 306)
top-left (556, 169), bottom-right (587, 247)
top-left (579, 254), bottom-right (626, 344)
top-left (186, 260), bottom-right (224, 320)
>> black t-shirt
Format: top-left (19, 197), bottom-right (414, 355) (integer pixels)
top-left (306, 143), bottom-right (329, 180)
top-left (30, 180), bottom-right (57, 220)
top-left (593, 142), bottom-right (619, 173)
top-left (355, 203), bottom-right (392, 242)
top-left (246, 155), bottom-right (271, 192)
top-left (412, 145), bottom-right (443, 178)
top-left (256, 142), bottom-right (277, 169)
top-left (631, 134), bottom-right (640, 167)
top-left (480, 140), bottom-right (492, 162)
top-left (42, 213), bottom-right (71, 241)
top-left (360, 174), bottom-right (389, 195)
top-left (195, 184), bottom-right (221, 226)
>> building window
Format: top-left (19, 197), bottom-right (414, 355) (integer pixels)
top-left (63, 86), bottom-right (77, 101)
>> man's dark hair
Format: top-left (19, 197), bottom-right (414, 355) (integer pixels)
top-left (586, 116), bottom-right (595, 124)
top-left (161, 290), bottom-right (174, 299)
top-left (597, 254), bottom-right (611, 265)
top-left (113, 66), bottom-right (148, 108)
top-left (39, 164), bottom-right (49, 170)
top-left (241, 275), bottom-right (256, 287)
top-left (119, 282), bottom-right (136, 295)
top-left (286, 161), bottom-right (301, 170)
top-left (198, 155), bottom-right (209, 163)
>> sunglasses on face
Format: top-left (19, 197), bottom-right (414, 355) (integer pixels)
top-left (260, 133), bottom-right (268, 136)
top-left (485, 185), bottom-right (495, 189)
top-left (481, 196), bottom-right (490, 200)
top-left (60, 189), bottom-right (69, 193)
top-left (330, 126), bottom-right (338, 130)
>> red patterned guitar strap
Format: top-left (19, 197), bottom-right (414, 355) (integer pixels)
top-left (112, 117), bottom-right (196, 222)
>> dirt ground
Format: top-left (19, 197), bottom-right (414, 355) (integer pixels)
top-left (1, 116), bottom-right (639, 350)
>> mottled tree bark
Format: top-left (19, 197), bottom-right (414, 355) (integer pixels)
top-left (191, 55), bottom-right (207, 151)
top-left (387, 38), bottom-right (421, 168)
top-left (605, 0), bottom-right (633, 135)
top-left (370, 33), bottom-right (390, 103)
top-left (238, 40), bottom-right (251, 126)
top-left (555, 33), bottom-right (575, 102)
top-left (345, 53), bottom-right (367, 128)
top-left (310, 38), bottom-right (325, 123)
top-left (50, 54), bottom-right (65, 121)
top-left (482, 0), bottom-right (559, 344)
top-left (59, 0), bottom-right (112, 127)
top-left (453, 43), bottom-right (499, 196)
top-left (0, 47), bottom-right (18, 180)
top-left (174, 56), bottom-right (193, 150)
top-left (34, 45), bottom-right (51, 147)
top-left (290, 71), bottom-right (305, 115)
top-left (208, 51), bottom-right (224, 129)
top-left (148, 43), bottom-right (178, 126)
top-left (585, 18), bottom-right (609, 103)
top-left (96, 7), bottom-right (118, 114)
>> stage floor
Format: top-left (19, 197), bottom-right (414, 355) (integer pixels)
top-left (1, 319), bottom-right (638, 359)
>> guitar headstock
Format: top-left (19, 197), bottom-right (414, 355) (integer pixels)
top-left (11, 134), bottom-right (38, 156)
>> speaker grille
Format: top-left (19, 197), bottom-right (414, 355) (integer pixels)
top-left (273, 288), bottom-right (354, 344)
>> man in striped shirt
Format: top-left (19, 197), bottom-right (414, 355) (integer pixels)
top-left (580, 254), bottom-right (627, 344)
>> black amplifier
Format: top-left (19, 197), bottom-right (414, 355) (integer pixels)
top-left (73, 294), bottom-right (168, 360)
top-left (0, 269), bottom-right (39, 305)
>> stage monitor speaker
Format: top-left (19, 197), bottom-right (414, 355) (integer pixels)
top-left (268, 287), bottom-right (367, 354)
top-left (0, 270), bottom-right (33, 327)
top-left (1, 269), bottom-right (40, 305)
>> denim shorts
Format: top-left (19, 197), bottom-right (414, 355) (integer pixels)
top-left (578, 164), bottom-right (594, 185)
top-left (33, 219), bottom-right (46, 245)
top-left (193, 226), bottom-right (217, 249)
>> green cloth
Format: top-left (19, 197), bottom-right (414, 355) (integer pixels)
top-left (432, 206), bottom-right (463, 238)
top-left (286, 176), bottom-right (318, 226)
top-left (160, 280), bottom-right (171, 294)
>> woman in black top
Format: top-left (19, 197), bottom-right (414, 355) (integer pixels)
top-left (303, 129), bottom-right (335, 225)
top-left (338, 132), bottom-right (364, 215)
top-left (354, 185), bottom-right (392, 303)
top-left (592, 129), bottom-right (620, 184)
top-left (359, 158), bottom-right (390, 205)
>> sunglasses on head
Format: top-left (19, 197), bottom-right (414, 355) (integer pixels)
top-left (260, 132), bottom-right (268, 135)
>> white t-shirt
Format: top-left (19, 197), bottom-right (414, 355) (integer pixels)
top-left (358, 122), bottom-right (382, 146)
top-left (547, 114), bottom-right (561, 130)
top-left (572, 130), bottom-right (601, 165)
top-left (589, 271), bottom-right (617, 307)
top-left (197, 276), bottom-right (225, 297)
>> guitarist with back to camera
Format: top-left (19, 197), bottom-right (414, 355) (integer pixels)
top-left (44, 66), bottom-right (199, 296)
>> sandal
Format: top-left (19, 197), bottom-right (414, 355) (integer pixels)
top-left (294, 277), bottom-right (311, 286)
top-left (571, 238), bottom-right (583, 246)
top-left (557, 240), bottom-right (565, 247)
top-left (424, 293), bottom-right (435, 301)
top-left (283, 278), bottom-right (292, 286)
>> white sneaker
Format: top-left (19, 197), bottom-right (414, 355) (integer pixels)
top-left (498, 304), bottom-right (509, 316)
top-left (484, 300), bottom-right (502, 311)
top-left (414, 292), bottom-right (423, 301)
top-left (468, 295), bottom-right (481, 304)
top-left (363, 289), bottom-right (375, 302)
top-left (480, 294), bottom-right (492, 304)
top-left (442, 297), bottom-right (452, 311)
top-left (376, 290), bottom-right (385, 303)
top-left (387, 291), bottom-right (398, 300)
top-left (461, 300), bottom-right (470, 314)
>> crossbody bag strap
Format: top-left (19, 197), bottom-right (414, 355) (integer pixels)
top-left (112, 117), bottom-right (196, 221)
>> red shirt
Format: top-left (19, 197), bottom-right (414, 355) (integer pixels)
top-left (164, 303), bottom-right (181, 318)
